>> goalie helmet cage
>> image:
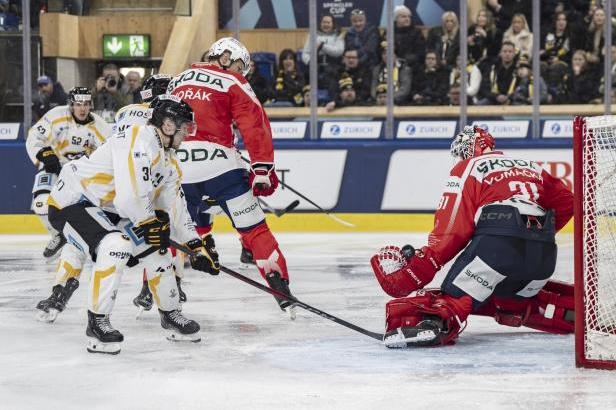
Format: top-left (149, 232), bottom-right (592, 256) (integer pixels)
top-left (574, 115), bottom-right (616, 369)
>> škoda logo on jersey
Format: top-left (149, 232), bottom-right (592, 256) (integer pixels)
top-left (176, 148), bottom-right (229, 162)
top-left (168, 70), bottom-right (230, 92)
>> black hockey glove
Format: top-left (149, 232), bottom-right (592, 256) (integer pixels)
top-left (136, 215), bottom-right (170, 249)
top-left (36, 146), bottom-right (61, 175)
top-left (186, 234), bottom-right (220, 275)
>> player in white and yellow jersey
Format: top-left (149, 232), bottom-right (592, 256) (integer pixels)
top-left (26, 87), bottom-right (111, 258)
top-left (42, 96), bottom-right (219, 354)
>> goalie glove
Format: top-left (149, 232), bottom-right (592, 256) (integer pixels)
top-left (186, 234), bottom-right (220, 275)
top-left (135, 211), bottom-right (170, 249)
top-left (370, 245), bottom-right (440, 298)
top-left (36, 146), bottom-right (61, 175)
top-left (249, 163), bottom-right (279, 197)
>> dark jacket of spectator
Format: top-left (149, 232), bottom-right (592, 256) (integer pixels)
top-left (274, 69), bottom-right (305, 106)
top-left (370, 60), bottom-right (412, 105)
top-left (393, 24), bottom-right (426, 67)
top-left (344, 24), bottom-right (380, 67)
top-left (468, 24), bottom-right (502, 65)
top-left (487, 0), bottom-right (533, 32)
top-left (426, 12), bottom-right (460, 69)
top-left (34, 80), bottom-right (68, 120)
top-left (478, 60), bottom-right (518, 104)
top-left (247, 67), bottom-right (273, 104)
top-left (331, 65), bottom-right (372, 105)
top-left (565, 65), bottom-right (600, 104)
top-left (411, 64), bottom-right (450, 105)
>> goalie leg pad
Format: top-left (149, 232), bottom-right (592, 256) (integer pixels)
top-left (384, 290), bottom-right (473, 347)
top-left (473, 280), bottom-right (574, 334)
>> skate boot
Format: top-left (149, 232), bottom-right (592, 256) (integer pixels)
top-left (43, 232), bottom-right (66, 259)
top-left (265, 271), bottom-right (297, 320)
top-left (175, 276), bottom-right (187, 303)
top-left (159, 309), bottom-right (201, 342)
top-left (36, 278), bottom-right (79, 323)
top-left (383, 316), bottom-right (445, 348)
top-left (86, 310), bottom-right (124, 355)
top-left (133, 280), bottom-right (153, 311)
top-left (240, 246), bottom-right (255, 266)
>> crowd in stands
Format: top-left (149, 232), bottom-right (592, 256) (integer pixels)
top-left (249, 1), bottom-right (616, 108)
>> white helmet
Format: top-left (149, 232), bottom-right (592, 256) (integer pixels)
top-left (206, 37), bottom-right (251, 76)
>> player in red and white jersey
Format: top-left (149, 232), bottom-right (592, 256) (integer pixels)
top-left (168, 37), bottom-right (294, 315)
top-left (371, 125), bottom-right (575, 347)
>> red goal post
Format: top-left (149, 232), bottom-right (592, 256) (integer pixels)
top-left (574, 115), bottom-right (616, 369)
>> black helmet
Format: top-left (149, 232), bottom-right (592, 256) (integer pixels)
top-left (140, 74), bottom-right (172, 103)
top-left (68, 87), bottom-right (92, 105)
top-left (150, 95), bottom-right (193, 127)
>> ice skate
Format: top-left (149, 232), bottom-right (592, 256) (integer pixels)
top-left (159, 309), bottom-right (201, 342)
top-left (43, 232), bottom-right (66, 259)
top-left (86, 311), bottom-right (123, 355)
top-left (240, 246), bottom-right (255, 268)
top-left (36, 278), bottom-right (79, 323)
top-left (133, 280), bottom-right (153, 319)
top-left (383, 317), bottom-right (444, 348)
top-left (265, 271), bottom-right (297, 320)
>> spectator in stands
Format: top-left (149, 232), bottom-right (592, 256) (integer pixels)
top-left (92, 63), bottom-right (128, 113)
top-left (450, 55), bottom-right (482, 103)
top-left (565, 49), bottom-right (600, 104)
top-left (468, 8), bottom-right (502, 66)
top-left (121, 70), bottom-right (142, 104)
top-left (540, 11), bottom-right (573, 103)
top-left (273, 48), bottom-right (305, 107)
top-left (0, 0), bottom-right (19, 31)
top-left (370, 41), bottom-right (411, 105)
top-left (392, 5), bottom-right (426, 68)
top-left (511, 55), bottom-right (548, 105)
top-left (410, 50), bottom-right (450, 106)
top-left (427, 11), bottom-right (460, 69)
top-left (476, 41), bottom-right (518, 105)
top-left (487, 0), bottom-right (532, 33)
top-left (330, 48), bottom-right (372, 105)
top-left (301, 14), bottom-right (344, 91)
top-left (375, 83), bottom-right (388, 106)
top-left (584, 7), bottom-right (611, 67)
top-left (599, 45), bottom-right (616, 98)
top-left (448, 83), bottom-right (462, 105)
top-left (302, 85), bottom-right (312, 107)
top-left (33, 75), bottom-right (68, 120)
top-left (344, 8), bottom-right (380, 67)
top-left (246, 60), bottom-right (273, 104)
top-left (502, 13), bottom-right (533, 59)
top-left (325, 75), bottom-right (364, 111)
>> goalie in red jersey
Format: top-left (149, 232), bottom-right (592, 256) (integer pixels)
top-left (371, 125), bottom-right (575, 347)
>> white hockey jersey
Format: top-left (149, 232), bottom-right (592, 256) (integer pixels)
top-left (113, 103), bottom-right (151, 133)
top-left (49, 125), bottom-right (197, 243)
top-left (26, 105), bottom-right (111, 166)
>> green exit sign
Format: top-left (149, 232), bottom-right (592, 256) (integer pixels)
top-left (102, 34), bottom-right (151, 58)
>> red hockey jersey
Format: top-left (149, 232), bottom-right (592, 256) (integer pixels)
top-left (167, 63), bottom-right (274, 164)
top-left (426, 151), bottom-right (574, 266)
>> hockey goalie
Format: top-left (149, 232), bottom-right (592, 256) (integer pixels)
top-left (371, 125), bottom-right (575, 348)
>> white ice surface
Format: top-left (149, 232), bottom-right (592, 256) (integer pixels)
top-left (1, 232), bottom-right (616, 410)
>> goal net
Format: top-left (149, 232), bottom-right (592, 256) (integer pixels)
top-left (574, 115), bottom-right (616, 369)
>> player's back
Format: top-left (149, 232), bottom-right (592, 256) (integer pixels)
top-left (114, 103), bottom-right (151, 133)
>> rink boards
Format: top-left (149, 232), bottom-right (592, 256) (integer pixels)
top-left (0, 139), bottom-right (573, 233)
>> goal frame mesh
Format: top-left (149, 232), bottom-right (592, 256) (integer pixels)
top-left (574, 115), bottom-right (616, 370)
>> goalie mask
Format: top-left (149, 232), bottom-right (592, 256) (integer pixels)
top-left (450, 125), bottom-right (495, 160)
top-left (140, 74), bottom-right (172, 103)
top-left (206, 37), bottom-right (251, 76)
top-left (149, 95), bottom-right (196, 149)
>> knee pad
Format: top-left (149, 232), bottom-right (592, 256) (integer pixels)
top-left (55, 243), bottom-right (86, 285)
top-left (94, 232), bottom-right (133, 268)
top-left (31, 192), bottom-right (50, 215)
top-left (240, 223), bottom-right (288, 280)
top-left (385, 289), bottom-right (473, 346)
top-left (141, 249), bottom-right (179, 311)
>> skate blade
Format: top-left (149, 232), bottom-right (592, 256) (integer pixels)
top-left (239, 262), bottom-right (253, 270)
top-left (165, 330), bottom-right (201, 343)
top-left (36, 308), bottom-right (59, 323)
top-left (87, 338), bottom-right (121, 354)
top-left (286, 305), bottom-right (297, 321)
top-left (383, 328), bottom-right (438, 348)
top-left (135, 306), bottom-right (145, 320)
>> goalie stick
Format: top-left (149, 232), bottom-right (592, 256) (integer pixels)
top-left (170, 239), bottom-right (383, 341)
top-left (242, 156), bottom-right (355, 228)
top-left (259, 198), bottom-right (300, 217)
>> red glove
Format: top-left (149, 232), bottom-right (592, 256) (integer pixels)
top-left (370, 245), bottom-right (440, 298)
top-left (249, 163), bottom-right (279, 197)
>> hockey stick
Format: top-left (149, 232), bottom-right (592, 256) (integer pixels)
top-left (259, 198), bottom-right (300, 217)
top-left (242, 156), bottom-right (355, 228)
top-left (171, 240), bottom-right (383, 341)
